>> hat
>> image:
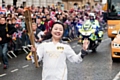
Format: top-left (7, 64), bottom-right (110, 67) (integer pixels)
top-left (0, 12), bottom-right (5, 14)
top-left (42, 16), bottom-right (46, 18)
top-left (19, 15), bottom-right (23, 19)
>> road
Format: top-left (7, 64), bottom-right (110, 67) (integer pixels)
top-left (0, 32), bottom-right (120, 80)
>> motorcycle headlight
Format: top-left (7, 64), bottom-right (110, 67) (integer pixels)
top-left (112, 43), bottom-right (120, 48)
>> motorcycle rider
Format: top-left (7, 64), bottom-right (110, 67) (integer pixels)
top-left (86, 12), bottom-right (103, 42)
top-left (78, 12), bottom-right (103, 52)
top-left (78, 12), bottom-right (99, 43)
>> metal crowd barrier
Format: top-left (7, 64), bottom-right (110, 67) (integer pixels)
top-left (7, 32), bottom-right (30, 59)
top-left (63, 24), bottom-right (78, 41)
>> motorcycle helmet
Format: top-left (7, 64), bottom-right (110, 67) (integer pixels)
top-left (89, 13), bottom-right (96, 20)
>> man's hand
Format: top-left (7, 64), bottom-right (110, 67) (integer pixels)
top-left (35, 38), bottom-right (43, 43)
top-left (35, 38), bottom-right (38, 42)
top-left (82, 39), bottom-right (89, 50)
top-left (31, 45), bottom-right (36, 52)
top-left (44, 30), bottom-right (47, 34)
top-left (6, 34), bottom-right (10, 37)
top-left (81, 39), bottom-right (90, 58)
top-left (0, 37), bottom-right (2, 41)
top-left (38, 39), bottom-right (43, 42)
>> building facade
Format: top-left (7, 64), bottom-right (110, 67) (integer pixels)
top-left (0, 0), bottom-right (62, 7)
top-left (0, 0), bottom-right (102, 10)
top-left (0, 0), bottom-right (2, 7)
top-left (62, 0), bottom-right (102, 10)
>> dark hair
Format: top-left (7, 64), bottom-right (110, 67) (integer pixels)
top-left (32, 18), bottom-right (36, 22)
top-left (7, 13), bottom-right (12, 18)
top-left (43, 22), bottom-right (65, 40)
top-left (37, 17), bottom-right (42, 20)
top-left (7, 5), bottom-right (11, 10)
top-left (85, 13), bottom-right (88, 16)
top-left (46, 14), bottom-right (50, 17)
top-left (52, 9), bottom-right (55, 12)
top-left (51, 22), bottom-right (65, 30)
top-left (38, 6), bottom-right (40, 9)
top-left (0, 16), bottom-right (6, 20)
top-left (12, 17), bottom-right (17, 20)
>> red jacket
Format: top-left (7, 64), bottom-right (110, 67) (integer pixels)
top-left (44, 19), bottom-right (54, 32)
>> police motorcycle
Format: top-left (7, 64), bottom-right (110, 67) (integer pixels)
top-left (78, 20), bottom-right (103, 52)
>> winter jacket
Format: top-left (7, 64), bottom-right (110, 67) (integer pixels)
top-left (0, 23), bottom-right (16, 44)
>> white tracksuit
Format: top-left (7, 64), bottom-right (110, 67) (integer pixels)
top-left (37, 40), bottom-right (83, 80)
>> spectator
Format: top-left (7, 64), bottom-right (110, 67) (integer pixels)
top-left (44, 14), bottom-right (54, 32)
top-left (0, 17), bottom-right (16, 69)
top-left (37, 17), bottom-right (45, 31)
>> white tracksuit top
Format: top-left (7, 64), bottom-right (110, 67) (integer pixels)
top-left (37, 41), bottom-right (83, 80)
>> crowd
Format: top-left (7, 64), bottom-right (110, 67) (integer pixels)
top-left (0, 2), bottom-right (106, 69)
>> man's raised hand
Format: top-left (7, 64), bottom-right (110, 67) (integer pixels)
top-left (0, 37), bottom-right (2, 41)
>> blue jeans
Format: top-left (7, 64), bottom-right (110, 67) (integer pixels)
top-left (0, 43), bottom-right (8, 65)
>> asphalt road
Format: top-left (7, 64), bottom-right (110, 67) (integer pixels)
top-left (0, 32), bottom-right (120, 80)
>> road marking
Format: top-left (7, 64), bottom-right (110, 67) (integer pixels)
top-left (72, 46), bottom-right (76, 48)
top-left (0, 73), bottom-right (7, 77)
top-left (11, 69), bottom-right (18, 73)
top-left (113, 71), bottom-right (120, 80)
top-left (22, 65), bottom-right (29, 68)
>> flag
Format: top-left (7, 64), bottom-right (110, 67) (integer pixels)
top-left (0, 6), bottom-right (6, 14)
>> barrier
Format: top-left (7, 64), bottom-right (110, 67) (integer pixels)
top-left (7, 51), bottom-right (17, 59)
top-left (62, 24), bottom-right (78, 42)
top-left (7, 22), bottom-right (79, 59)
top-left (7, 30), bottom-right (30, 59)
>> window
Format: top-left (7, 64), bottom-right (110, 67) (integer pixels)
top-left (111, 0), bottom-right (120, 12)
